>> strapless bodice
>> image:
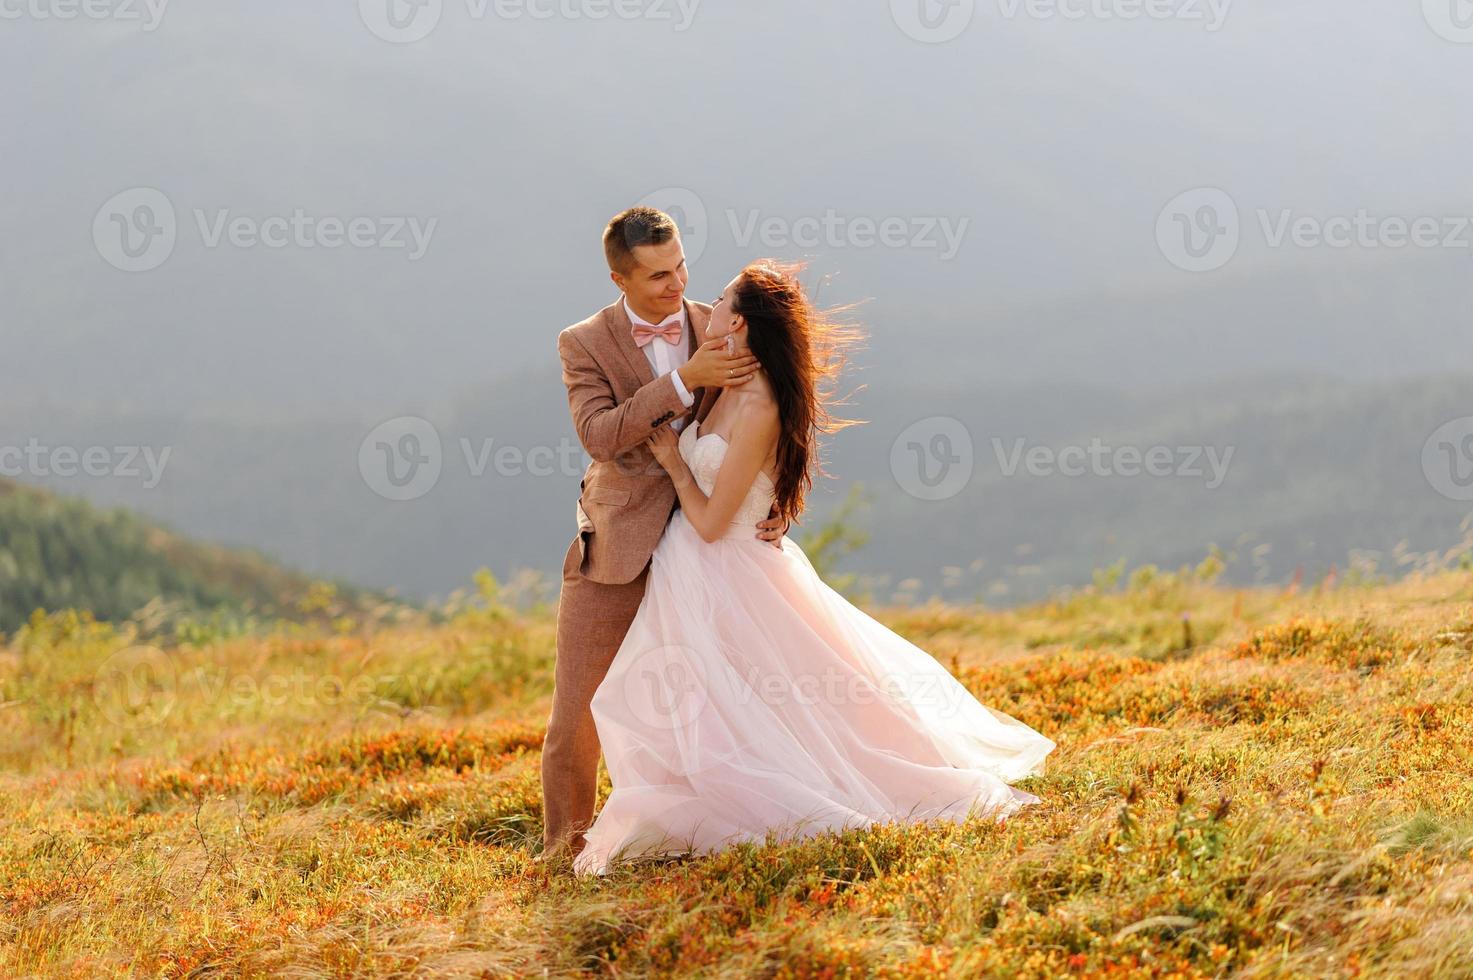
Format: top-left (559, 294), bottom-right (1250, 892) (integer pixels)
top-left (677, 420), bottom-right (777, 540)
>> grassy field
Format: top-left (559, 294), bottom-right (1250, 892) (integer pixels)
top-left (2, 565), bottom-right (1471, 978)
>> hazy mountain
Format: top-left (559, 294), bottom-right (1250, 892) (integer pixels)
top-left (6, 356), bottom-right (1470, 607)
top-left (0, 477), bottom-right (399, 634)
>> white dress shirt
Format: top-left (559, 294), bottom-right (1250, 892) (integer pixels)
top-left (625, 298), bottom-right (696, 432)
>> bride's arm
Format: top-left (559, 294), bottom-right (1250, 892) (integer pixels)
top-left (647, 405), bottom-right (780, 544)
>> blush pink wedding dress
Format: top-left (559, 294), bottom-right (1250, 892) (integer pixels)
top-left (571, 419), bottom-right (1056, 876)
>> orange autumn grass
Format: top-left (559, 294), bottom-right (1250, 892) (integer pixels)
top-left (2, 565), bottom-right (1471, 977)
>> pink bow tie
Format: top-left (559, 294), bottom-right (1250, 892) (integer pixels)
top-left (632, 320), bottom-right (683, 347)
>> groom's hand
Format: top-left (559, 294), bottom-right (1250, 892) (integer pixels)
top-left (755, 512), bottom-right (788, 549)
top-left (679, 339), bottom-right (760, 391)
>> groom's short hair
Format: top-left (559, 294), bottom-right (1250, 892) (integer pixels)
top-left (604, 207), bottom-right (678, 274)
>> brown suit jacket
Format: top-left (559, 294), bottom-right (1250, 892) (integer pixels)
top-left (558, 297), bottom-right (721, 585)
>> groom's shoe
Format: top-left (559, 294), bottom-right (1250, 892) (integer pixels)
top-left (532, 832), bottom-right (585, 869)
top-left (531, 849), bottom-right (567, 868)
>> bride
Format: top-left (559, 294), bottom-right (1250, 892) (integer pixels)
top-left (572, 261), bottom-right (1055, 877)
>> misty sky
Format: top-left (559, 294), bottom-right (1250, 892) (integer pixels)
top-left (4, 1), bottom-right (1471, 420)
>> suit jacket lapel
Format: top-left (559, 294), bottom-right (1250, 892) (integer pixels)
top-left (685, 299), bottom-right (704, 361)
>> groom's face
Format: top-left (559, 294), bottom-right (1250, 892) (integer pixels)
top-left (617, 234), bottom-right (688, 321)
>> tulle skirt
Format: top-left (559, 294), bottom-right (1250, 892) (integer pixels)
top-left (572, 510), bottom-right (1056, 876)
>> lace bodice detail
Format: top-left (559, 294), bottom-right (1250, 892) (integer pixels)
top-left (678, 420), bottom-right (777, 537)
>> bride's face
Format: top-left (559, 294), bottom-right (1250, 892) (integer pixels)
top-left (704, 275), bottom-right (747, 343)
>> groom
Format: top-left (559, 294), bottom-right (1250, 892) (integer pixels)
top-left (540, 206), bottom-right (788, 861)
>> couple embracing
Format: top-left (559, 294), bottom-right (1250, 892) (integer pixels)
top-left (539, 206), bottom-right (1054, 877)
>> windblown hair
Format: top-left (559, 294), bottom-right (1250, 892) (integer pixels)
top-left (603, 207), bottom-right (678, 275)
top-left (732, 261), bottom-right (865, 525)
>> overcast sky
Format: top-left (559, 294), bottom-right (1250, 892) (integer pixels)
top-left (4, 0), bottom-right (1472, 420)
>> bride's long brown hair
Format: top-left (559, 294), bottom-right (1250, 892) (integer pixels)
top-left (733, 260), bottom-right (865, 525)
